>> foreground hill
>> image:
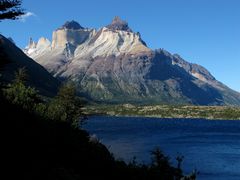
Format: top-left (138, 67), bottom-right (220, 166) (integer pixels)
top-left (0, 34), bottom-right (59, 96)
top-left (24, 17), bottom-right (240, 105)
top-left (1, 89), bottom-right (191, 180)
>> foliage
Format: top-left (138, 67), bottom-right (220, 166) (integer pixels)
top-left (46, 82), bottom-right (85, 127)
top-left (149, 147), bottom-right (176, 179)
top-left (3, 67), bottom-right (40, 110)
top-left (2, 68), bottom-right (85, 128)
top-left (151, 148), bottom-right (170, 169)
top-left (4, 82), bottom-right (39, 109)
top-left (34, 102), bottom-right (47, 117)
top-left (13, 67), bottom-right (28, 84)
top-left (0, 0), bottom-right (24, 20)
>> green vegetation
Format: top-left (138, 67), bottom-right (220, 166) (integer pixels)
top-left (3, 67), bottom-right (40, 110)
top-left (45, 82), bottom-right (85, 127)
top-left (3, 68), bottom-right (85, 127)
top-left (0, 68), bottom-right (196, 179)
top-left (84, 103), bottom-right (240, 120)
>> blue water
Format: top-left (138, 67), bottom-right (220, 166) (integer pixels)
top-left (83, 116), bottom-right (240, 180)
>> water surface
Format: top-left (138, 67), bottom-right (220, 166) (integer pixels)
top-left (84, 116), bottom-right (240, 180)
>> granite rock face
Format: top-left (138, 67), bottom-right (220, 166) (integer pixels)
top-left (23, 17), bottom-right (240, 105)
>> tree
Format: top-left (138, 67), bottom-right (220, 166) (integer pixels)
top-left (0, 0), bottom-right (24, 20)
top-left (149, 147), bottom-right (176, 179)
top-left (47, 82), bottom-right (86, 127)
top-left (151, 147), bottom-right (170, 170)
top-left (13, 66), bottom-right (28, 84)
top-left (3, 67), bottom-right (40, 110)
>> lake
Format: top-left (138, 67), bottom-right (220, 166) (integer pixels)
top-left (83, 116), bottom-right (240, 180)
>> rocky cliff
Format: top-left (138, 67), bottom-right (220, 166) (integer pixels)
top-left (23, 17), bottom-right (240, 105)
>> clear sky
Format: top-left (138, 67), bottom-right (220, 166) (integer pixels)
top-left (0, 0), bottom-right (240, 92)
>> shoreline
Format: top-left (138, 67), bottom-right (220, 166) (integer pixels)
top-left (88, 113), bottom-right (240, 121)
top-left (84, 104), bottom-right (240, 120)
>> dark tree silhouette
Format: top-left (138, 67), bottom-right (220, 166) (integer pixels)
top-left (0, 0), bottom-right (24, 20)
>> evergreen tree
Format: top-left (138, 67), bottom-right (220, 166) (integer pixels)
top-left (149, 147), bottom-right (175, 179)
top-left (47, 82), bottom-right (85, 127)
top-left (151, 148), bottom-right (170, 170)
top-left (13, 66), bottom-right (28, 84)
top-left (0, 0), bottom-right (24, 20)
top-left (3, 67), bottom-right (40, 110)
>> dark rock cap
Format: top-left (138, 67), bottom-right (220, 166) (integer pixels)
top-left (106, 16), bottom-right (133, 32)
top-left (58, 20), bottom-right (84, 30)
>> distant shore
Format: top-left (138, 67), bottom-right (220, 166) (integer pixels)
top-left (83, 104), bottom-right (240, 120)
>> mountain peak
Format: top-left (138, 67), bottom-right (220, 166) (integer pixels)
top-left (106, 16), bottom-right (132, 32)
top-left (112, 16), bottom-right (125, 24)
top-left (58, 20), bottom-right (84, 30)
top-left (27, 37), bottom-right (37, 49)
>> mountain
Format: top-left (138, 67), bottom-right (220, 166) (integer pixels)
top-left (24, 17), bottom-right (240, 105)
top-left (0, 34), bottom-right (60, 96)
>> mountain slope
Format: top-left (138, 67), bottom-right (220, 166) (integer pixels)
top-left (24, 17), bottom-right (240, 105)
top-left (0, 34), bottom-right (60, 96)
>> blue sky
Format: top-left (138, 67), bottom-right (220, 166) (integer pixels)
top-left (0, 0), bottom-right (240, 92)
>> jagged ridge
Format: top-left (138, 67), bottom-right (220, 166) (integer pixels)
top-left (106, 16), bottom-right (133, 32)
top-left (58, 20), bottom-right (84, 30)
top-left (23, 17), bottom-right (240, 105)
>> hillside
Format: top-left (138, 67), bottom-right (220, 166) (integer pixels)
top-left (0, 34), bottom-right (60, 96)
top-left (0, 87), bottom-right (192, 180)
